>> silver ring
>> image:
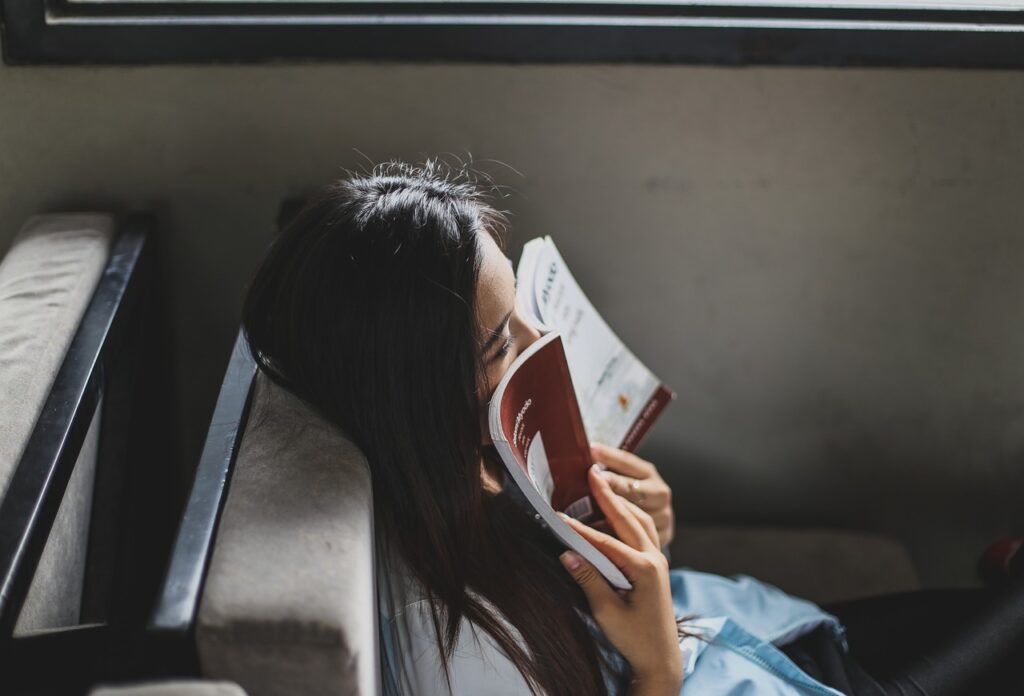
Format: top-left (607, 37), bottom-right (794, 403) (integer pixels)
top-left (630, 478), bottom-right (646, 504)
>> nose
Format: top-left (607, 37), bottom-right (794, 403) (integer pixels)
top-left (513, 311), bottom-right (543, 352)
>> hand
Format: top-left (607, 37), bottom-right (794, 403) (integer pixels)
top-left (559, 466), bottom-right (683, 696)
top-left (591, 443), bottom-right (675, 548)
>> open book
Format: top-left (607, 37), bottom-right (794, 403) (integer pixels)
top-left (488, 237), bottom-right (675, 590)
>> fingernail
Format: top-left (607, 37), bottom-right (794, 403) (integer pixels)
top-left (557, 511), bottom-right (581, 527)
top-left (593, 462), bottom-right (608, 473)
top-left (559, 551), bottom-right (582, 571)
top-left (590, 442), bottom-right (605, 453)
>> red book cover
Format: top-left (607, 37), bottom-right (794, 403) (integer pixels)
top-left (618, 384), bottom-right (675, 453)
top-left (494, 333), bottom-right (598, 522)
top-left (489, 332), bottom-right (630, 589)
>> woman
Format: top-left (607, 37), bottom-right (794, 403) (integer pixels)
top-left (242, 160), bottom-right (1023, 696)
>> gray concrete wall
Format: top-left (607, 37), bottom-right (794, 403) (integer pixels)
top-left (1, 59), bottom-right (1022, 585)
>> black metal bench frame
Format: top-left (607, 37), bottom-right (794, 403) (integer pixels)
top-left (0, 214), bottom-right (178, 694)
top-left (124, 202), bottom-right (299, 683)
top-left (146, 331), bottom-right (257, 677)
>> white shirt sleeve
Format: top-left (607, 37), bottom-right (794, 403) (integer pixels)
top-left (390, 599), bottom-right (538, 696)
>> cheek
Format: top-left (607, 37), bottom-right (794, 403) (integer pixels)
top-left (481, 362), bottom-right (503, 402)
top-left (478, 358), bottom-right (512, 445)
top-left (479, 354), bottom-right (514, 406)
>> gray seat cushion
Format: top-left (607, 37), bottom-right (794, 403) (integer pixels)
top-left (197, 373), bottom-right (379, 696)
top-left (671, 525), bottom-right (920, 605)
top-left (15, 399), bottom-right (101, 634)
top-left (0, 214), bottom-right (113, 634)
top-left (0, 213), bottom-right (112, 495)
top-left (90, 681), bottom-right (247, 696)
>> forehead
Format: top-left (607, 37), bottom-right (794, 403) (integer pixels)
top-left (476, 233), bottom-right (515, 328)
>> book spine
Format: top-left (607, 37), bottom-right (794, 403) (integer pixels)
top-left (618, 384), bottom-right (675, 453)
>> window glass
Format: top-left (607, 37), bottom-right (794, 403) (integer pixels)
top-left (60, 0), bottom-right (1024, 7)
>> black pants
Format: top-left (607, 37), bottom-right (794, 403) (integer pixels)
top-left (782, 578), bottom-right (1024, 695)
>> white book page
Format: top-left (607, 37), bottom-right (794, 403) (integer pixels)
top-left (529, 239), bottom-right (661, 448)
top-left (516, 237), bottom-right (546, 327)
top-left (526, 433), bottom-right (556, 504)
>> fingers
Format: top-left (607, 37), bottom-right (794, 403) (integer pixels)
top-left (595, 463), bottom-right (675, 548)
top-left (650, 508), bottom-right (674, 547)
top-left (600, 469), bottom-right (640, 499)
top-left (591, 443), bottom-right (653, 479)
top-left (592, 444), bottom-right (671, 513)
top-left (588, 467), bottom-right (656, 552)
top-left (621, 498), bottom-right (660, 549)
top-left (599, 470), bottom-right (671, 512)
top-left (561, 515), bottom-right (662, 588)
top-left (560, 513), bottom-right (647, 582)
top-left (560, 550), bottom-right (619, 613)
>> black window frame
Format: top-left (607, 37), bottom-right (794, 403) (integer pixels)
top-left (3, 0), bottom-right (1024, 68)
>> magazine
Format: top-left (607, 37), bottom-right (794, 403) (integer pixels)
top-left (488, 238), bottom-right (675, 590)
top-left (516, 237), bottom-right (674, 450)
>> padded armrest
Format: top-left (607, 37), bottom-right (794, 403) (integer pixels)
top-left (0, 214), bottom-right (114, 634)
top-left (0, 214), bottom-right (113, 495)
top-left (196, 374), bottom-right (378, 696)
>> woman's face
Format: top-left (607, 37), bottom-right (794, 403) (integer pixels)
top-left (475, 231), bottom-right (542, 442)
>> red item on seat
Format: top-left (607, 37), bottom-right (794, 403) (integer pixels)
top-left (978, 538), bottom-right (1023, 585)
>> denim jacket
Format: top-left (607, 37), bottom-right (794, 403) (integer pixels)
top-left (380, 563), bottom-right (848, 696)
top-left (667, 569), bottom-right (848, 696)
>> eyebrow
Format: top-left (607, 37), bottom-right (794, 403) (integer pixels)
top-left (481, 310), bottom-right (513, 353)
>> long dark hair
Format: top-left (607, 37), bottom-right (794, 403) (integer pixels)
top-left (242, 160), bottom-right (622, 695)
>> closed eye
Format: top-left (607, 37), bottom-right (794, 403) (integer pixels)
top-left (495, 334), bottom-right (516, 359)
top-left (482, 310), bottom-right (514, 355)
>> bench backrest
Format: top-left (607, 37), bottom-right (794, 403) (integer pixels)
top-left (0, 212), bottom-right (171, 645)
top-left (152, 334), bottom-right (380, 696)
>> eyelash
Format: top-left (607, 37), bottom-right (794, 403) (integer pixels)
top-left (496, 334), bottom-right (515, 357)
